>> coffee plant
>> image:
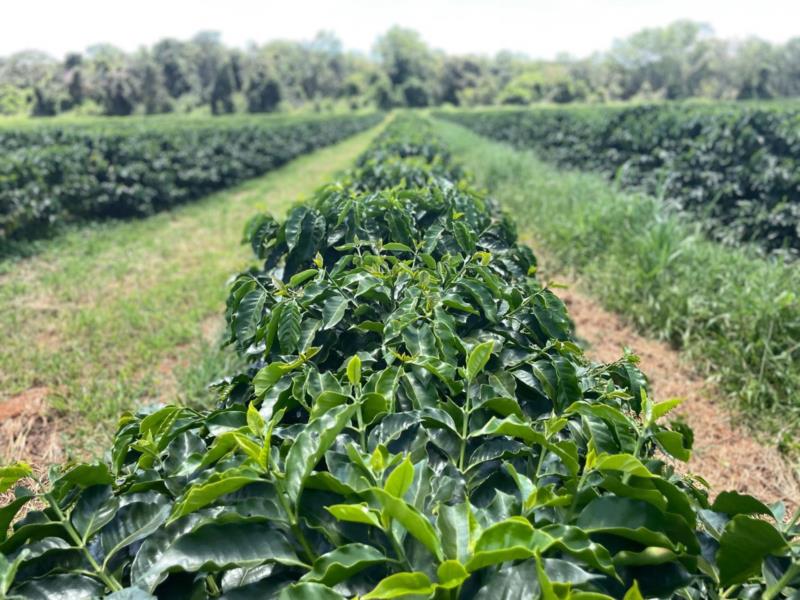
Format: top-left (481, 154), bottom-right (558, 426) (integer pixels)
top-left (1, 115), bottom-right (798, 599)
top-left (0, 113), bottom-right (382, 243)
top-left (437, 104), bottom-right (800, 257)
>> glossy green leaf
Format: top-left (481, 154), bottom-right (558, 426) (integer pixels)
top-left (326, 503), bottom-right (382, 528)
top-left (303, 543), bottom-right (387, 586)
top-left (371, 488), bottom-right (443, 560)
top-left (362, 572), bottom-right (434, 599)
top-left (0, 463), bottom-right (32, 494)
top-left (717, 515), bottom-right (788, 586)
top-left (346, 355), bottom-right (362, 386)
top-left (285, 404), bottom-right (357, 505)
top-left (466, 340), bottom-right (494, 383)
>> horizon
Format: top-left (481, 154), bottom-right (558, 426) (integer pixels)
top-left (2, 0), bottom-right (798, 61)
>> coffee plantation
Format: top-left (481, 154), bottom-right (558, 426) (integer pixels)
top-left (0, 115), bottom-right (798, 598)
top-left (0, 113), bottom-right (381, 244)
top-left (437, 104), bottom-right (800, 257)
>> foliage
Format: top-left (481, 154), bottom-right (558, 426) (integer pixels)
top-left (0, 113), bottom-right (382, 243)
top-left (1, 115), bottom-right (797, 598)
top-left (437, 103), bottom-right (800, 256)
top-left (434, 116), bottom-right (800, 452)
top-left (4, 20), bottom-right (800, 116)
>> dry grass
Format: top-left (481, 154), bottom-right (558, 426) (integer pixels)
top-left (552, 273), bottom-right (800, 513)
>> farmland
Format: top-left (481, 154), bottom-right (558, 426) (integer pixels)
top-left (431, 110), bottom-right (800, 444)
top-left (436, 102), bottom-right (800, 256)
top-left (0, 112), bottom-right (798, 598)
top-left (0, 113), bottom-right (381, 246)
top-left (0, 119), bottom-right (385, 461)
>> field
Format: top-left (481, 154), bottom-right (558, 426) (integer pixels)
top-left (0, 107), bottom-right (799, 599)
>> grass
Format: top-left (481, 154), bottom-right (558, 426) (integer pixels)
top-left (433, 118), bottom-right (800, 453)
top-left (0, 122), bottom-right (384, 460)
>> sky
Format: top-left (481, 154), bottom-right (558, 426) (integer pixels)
top-left (1, 0), bottom-right (798, 59)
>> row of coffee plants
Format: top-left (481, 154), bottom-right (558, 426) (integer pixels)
top-left (436, 103), bottom-right (800, 256)
top-left (1, 115), bottom-right (798, 598)
top-left (0, 113), bottom-right (382, 243)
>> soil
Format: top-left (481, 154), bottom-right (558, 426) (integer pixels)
top-left (558, 280), bottom-right (800, 513)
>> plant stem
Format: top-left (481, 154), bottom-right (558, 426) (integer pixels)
top-left (274, 480), bottom-right (317, 564)
top-left (45, 494), bottom-right (123, 593)
top-left (763, 562), bottom-right (800, 600)
top-left (458, 381), bottom-right (471, 471)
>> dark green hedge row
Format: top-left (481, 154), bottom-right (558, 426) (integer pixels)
top-left (0, 113), bottom-right (382, 243)
top-left (1, 116), bottom-right (798, 598)
top-left (436, 104), bottom-right (800, 256)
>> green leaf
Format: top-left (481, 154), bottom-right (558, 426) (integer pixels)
top-left (136, 520), bottom-right (302, 592)
top-left (437, 502), bottom-right (477, 564)
top-left (622, 581), bottom-right (644, 600)
top-left (284, 206), bottom-right (309, 252)
top-left (362, 572), bottom-right (434, 599)
top-left (326, 503), bottom-right (382, 528)
top-left (371, 488), bottom-right (443, 560)
top-left (0, 463), bottom-right (32, 494)
top-left (303, 543), bottom-right (387, 586)
top-left (0, 492), bottom-right (33, 543)
top-left (654, 430), bottom-right (692, 461)
top-left (346, 355), bottom-right (362, 386)
top-left (247, 402), bottom-right (266, 436)
top-left (593, 454), bottom-right (654, 479)
top-left (466, 340), bottom-right (494, 383)
top-left (253, 362), bottom-right (292, 396)
top-left (263, 303), bottom-right (284, 355)
top-left (169, 467), bottom-right (263, 522)
top-left (465, 517), bottom-right (549, 572)
top-left (279, 302), bottom-right (301, 354)
top-left (437, 560), bottom-right (469, 589)
top-left (235, 288), bottom-right (267, 343)
top-left (100, 494), bottom-right (172, 564)
top-left (106, 589), bottom-right (157, 600)
top-left (310, 391), bottom-right (351, 420)
top-left (577, 497), bottom-right (695, 551)
top-left (285, 404), bottom-right (357, 505)
top-left (0, 550), bottom-right (27, 596)
top-left (459, 280), bottom-right (497, 323)
top-left (717, 515), bottom-right (788, 587)
top-left (279, 582), bottom-right (345, 600)
top-left (384, 456), bottom-right (414, 498)
top-left (649, 397), bottom-right (684, 423)
top-left (10, 573), bottom-right (106, 599)
top-left (71, 485), bottom-right (118, 540)
top-left (711, 491), bottom-right (773, 517)
top-left (289, 269), bottom-right (318, 288)
top-left (322, 294), bottom-right (348, 330)
top-left (382, 242), bottom-right (413, 252)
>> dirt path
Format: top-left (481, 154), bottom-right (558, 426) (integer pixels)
top-left (558, 278), bottom-right (800, 511)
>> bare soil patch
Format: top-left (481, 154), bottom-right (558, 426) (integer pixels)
top-left (0, 386), bottom-right (63, 465)
top-left (558, 281), bottom-right (800, 512)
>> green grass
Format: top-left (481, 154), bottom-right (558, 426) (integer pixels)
top-left (0, 122), bottom-right (384, 460)
top-left (433, 118), bottom-right (800, 452)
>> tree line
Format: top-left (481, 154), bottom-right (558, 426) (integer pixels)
top-left (1, 21), bottom-right (798, 117)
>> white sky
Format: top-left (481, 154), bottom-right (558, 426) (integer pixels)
top-left (2, 0), bottom-right (798, 59)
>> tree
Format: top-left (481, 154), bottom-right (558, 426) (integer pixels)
top-left (374, 27), bottom-right (439, 105)
top-left (440, 56), bottom-right (484, 105)
top-left (32, 85), bottom-right (58, 116)
top-left (191, 31), bottom-right (225, 102)
top-left (246, 67), bottom-right (281, 113)
top-left (211, 61), bottom-right (235, 114)
top-left (99, 70), bottom-right (136, 116)
top-left (140, 61), bottom-right (171, 114)
top-left (67, 69), bottom-right (84, 106)
top-left (152, 39), bottom-right (194, 98)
